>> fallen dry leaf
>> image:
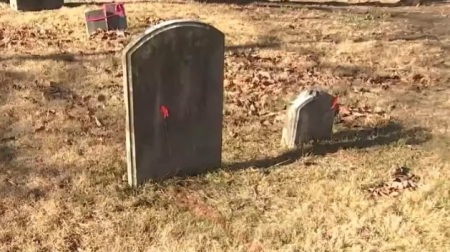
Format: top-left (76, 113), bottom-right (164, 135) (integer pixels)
top-left (94, 116), bottom-right (103, 127)
top-left (174, 190), bottom-right (225, 225)
top-left (33, 121), bottom-right (46, 132)
top-left (247, 242), bottom-right (264, 252)
top-left (335, 102), bottom-right (390, 128)
top-left (223, 49), bottom-right (345, 122)
top-left (367, 166), bottom-right (420, 199)
top-left (338, 105), bottom-right (352, 116)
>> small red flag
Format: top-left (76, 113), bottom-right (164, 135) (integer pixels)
top-left (331, 96), bottom-right (338, 109)
top-left (160, 105), bottom-right (169, 119)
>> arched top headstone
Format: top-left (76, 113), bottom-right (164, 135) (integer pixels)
top-left (281, 88), bottom-right (337, 150)
top-left (122, 20), bottom-right (225, 186)
top-left (123, 19), bottom-right (224, 61)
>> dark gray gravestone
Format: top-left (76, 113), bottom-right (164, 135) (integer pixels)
top-left (10, 0), bottom-right (63, 11)
top-left (123, 20), bottom-right (225, 186)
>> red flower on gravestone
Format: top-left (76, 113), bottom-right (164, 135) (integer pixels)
top-left (160, 105), bottom-right (169, 119)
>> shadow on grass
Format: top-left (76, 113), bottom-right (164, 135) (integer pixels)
top-left (0, 35), bottom-right (281, 63)
top-left (0, 51), bottom-right (117, 62)
top-left (0, 68), bottom-right (81, 201)
top-left (226, 35), bottom-right (281, 51)
top-left (0, 69), bottom-right (30, 199)
top-left (224, 121), bottom-right (432, 171)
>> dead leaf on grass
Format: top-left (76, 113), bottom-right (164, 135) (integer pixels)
top-left (247, 241), bottom-right (264, 252)
top-left (336, 105), bottom-right (350, 116)
top-left (0, 26), bottom-right (59, 49)
top-left (367, 74), bottom-right (400, 87)
top-left (259, 119), bottom-right (271, 126)
top-left (224, 50), bottom-right (333, 120)
top-left (93, 116), bottom-right (103, 127)
top-left (87, 30), bottom-right (131, 52)
top-left (33, 120), bottom-right (47, 132)
top-left (367, 166), bottom-right (420, 198)
top-left (136, 17), bottom-right (166, 27)
top-left (336, 103), bottom-right (390, 128)
top-left (174, 190), bottom-right (225, 225)
top-left (88, 29), bottom-right (129, 41)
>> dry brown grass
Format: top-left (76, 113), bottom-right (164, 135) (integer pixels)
top-left (1, 1), bottom-right (450, 251)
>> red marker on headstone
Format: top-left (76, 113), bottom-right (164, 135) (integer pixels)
top-left (331, 96), bottom-right (339, 114)
top-left (331, 96), bottom-right (338, 109)
top-left (160, 105), bottom-right (169, 119)
top-left (160, 105), bottom-right (172, 159)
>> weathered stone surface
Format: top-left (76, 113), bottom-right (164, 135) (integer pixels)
top-left (10, 0), bottom-right (63, 11)
top-left (123, 20), bottom-right (225, 186)
top-left (104, 3), bottom-right (127, 31)
top-left (85, 4), bottom-right (127, 35)
top-left (85, 9), bottom-right (108, 35)
top-left (281, 89), bottom-right (337, 150)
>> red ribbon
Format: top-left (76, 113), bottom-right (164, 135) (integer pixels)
top-left (160, 105), bottom-right (169, 119)
top-left (86, 3), bottom-right (125, 22)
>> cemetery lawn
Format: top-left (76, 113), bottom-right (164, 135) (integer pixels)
top-left (1, 2), bottom-right (450, 251)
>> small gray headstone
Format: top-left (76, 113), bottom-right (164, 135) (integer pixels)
top-left (123, 19), bottom-right (225, 186)
top-left (104, 3), bottom-right (127, 31)
top-left (85, 9), bottom-right (108, 35)
top-left (281, 89), bottom-right (337, 150)
top-left (85, 3), bottom-right (127, 35)
top-left (10, 0), bottom-right (63, 11)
